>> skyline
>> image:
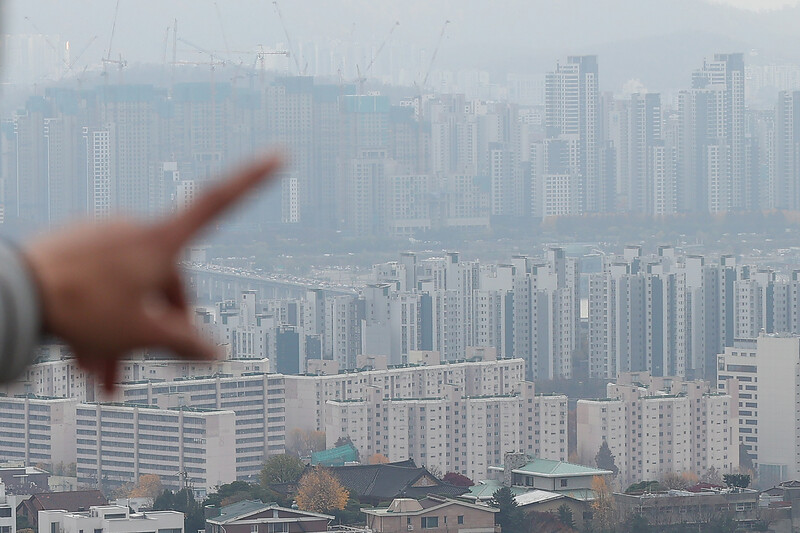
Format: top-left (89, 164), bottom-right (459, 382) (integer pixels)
top-left (6, 0), bottom-right (800, 95)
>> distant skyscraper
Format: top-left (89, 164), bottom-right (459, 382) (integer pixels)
top-left (679, 53), bottom-right (745, 213)
top-left (545, 56), bottom-right (603, 214)
top-left (775, 91), bottom-right (800, 210)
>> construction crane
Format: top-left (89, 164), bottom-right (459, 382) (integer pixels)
top-left (23, 16), bottom-right (70, 77)
top-left (101, 0), bottom-right (126, 83)
top-left (421, 19), bottom-right (450, 89)
top-left (178, 37), bottom-right (288, 82)
top-left (60, 35), bottom-right (98, 81)
top-left (272, 0), bottom-right (302, 74)
top-left (354, 20), bottom-right (400, 94)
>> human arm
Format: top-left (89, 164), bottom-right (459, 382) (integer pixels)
top-left (0, 240), bottom-right (42, 382)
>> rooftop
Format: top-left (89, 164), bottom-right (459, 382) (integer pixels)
top-left (490, 457), bottom-right (613, 478)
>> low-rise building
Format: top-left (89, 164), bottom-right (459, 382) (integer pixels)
top-left (487, 453), bottom-right (613, 501)
top-left (205, 500), bottom-right (332, 533)
top-left (362, 496), bottom-right (498, 533)
top-left (0, 483), bottom-right (16, 533)
top-left (18, 491), bottom-right (107, 531)
top-left (38, 505), bottom-right (183, 533)
top-left (614, 486), bottom-right (760, 528)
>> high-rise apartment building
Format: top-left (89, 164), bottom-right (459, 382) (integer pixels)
top-left (578, 372), bottom-right (737, 486)
top-left (545, 56), bottom-right (603, 214)
top-left (717, 335), bottom-right (800, 488)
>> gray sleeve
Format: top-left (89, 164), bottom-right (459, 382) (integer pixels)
top-left (0, 241), bottom-right (42, 382)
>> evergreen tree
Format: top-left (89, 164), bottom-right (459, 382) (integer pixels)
top-left (153, 488), bottom-right (204, 533)
top-left (595, 441), bottom-right (619, 477)
top-left (557, 503), bottom-right (575, 529)
top-left (490, 487), bottom-right (525, 533)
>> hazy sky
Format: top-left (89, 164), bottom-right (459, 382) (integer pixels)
top-left (4, 0), bottom-right (800, 94)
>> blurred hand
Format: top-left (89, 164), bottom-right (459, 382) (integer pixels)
top-left (22, 155), bottom-right (282, 392)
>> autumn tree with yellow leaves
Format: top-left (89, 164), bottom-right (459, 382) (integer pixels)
top-left (591, 475), bottom-right (615, 533)
top-left (129, 474), bottom-right (163, 500)
top-left (295, 467), bottom-right (349, 514)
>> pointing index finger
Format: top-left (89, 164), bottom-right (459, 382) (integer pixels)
top-left (159, 154), bottom-right (283, 250)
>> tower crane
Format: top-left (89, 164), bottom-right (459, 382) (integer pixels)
top-left (101, 0), bottom-right (126, 83)
top-left (60, 35), bottom-right (98, 81)
top-left (355, 20), bottom-right (399, 94)
top-left (421, 20), bottom-right (450, 89)
top-left (272, 0), bottom-right (303, 74)
top-left (23, 16), bottom-right (70, 77)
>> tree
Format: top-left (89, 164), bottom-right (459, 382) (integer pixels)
top-left (595, 441), bottom-right (619, 477)
top-left (442, 472), bottom-right (474, 487)
top-left (286, 429), bottom-right (326, 456)
top-left (367, 453), bottom-right (389, 464)
top-left (590, 476), bottom-right (615, 533)
top-left (661, 472), bottom-right (692, 490)
top-left (331, 494), bottom-right (364, 526)
top-left (557, 503), bottom-right (575, 529)
top-left (260, 454), bottom-right (306, 486)
top-left (620, 513), bottom-right (651, 533)
top-left (723, 473), bottom-right (750, 489)
top-left (624, 480), bottom-right (664, 494)
top-left (295, 467), bottom-right (349, 514)
top-left (154, 488), bottom-right (204, 533)
top-left (334, 435), bottom-right (353, 448)
top-left (426, 464), bottom-right (444, 479)
top-left (129, 474), bottom-right (163, 500)
top-left (204, 481), bottom-right (289, 509)
top-left (490, 486), bottom-right (525, 533)
top-left (700, 466), bottom-right (724, 486)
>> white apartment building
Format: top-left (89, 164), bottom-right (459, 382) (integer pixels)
top-left (75, 404), bottom-right (236, 497)
top-left (39, 505), bottom-right (183, 533)
top-left (0, 396), bottom-right (77, 468)
top-left (717, 334), bottom-right (800, 488)
top-left (577, 372), bottom-right (737, 486)
top-left (0, 483), bottom-right (16, 533)
top-left (1, 353), bottom-right (90, 401)
top-left (117, 373), bottom-right (288, 481)
top-left (324, 381), bottom-right (568, 481)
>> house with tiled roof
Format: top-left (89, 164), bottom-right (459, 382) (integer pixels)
top-left (488, 453), bottom-right (613, 501)
top-left (267, 460), bottom-right (468, 507)
top-left (18, 490), bottom-right (107, 529)
top-left (362, 495), bottom-right (498, 533)
top-left (330, 460), bottom-right (467, 505)
top-left (205, 500), bottom-right (332, 533)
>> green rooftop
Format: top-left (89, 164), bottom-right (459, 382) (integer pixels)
top-left (491, 457), bottom-right (613, 478)
top-left (311, 443), bottom-right (358, 467)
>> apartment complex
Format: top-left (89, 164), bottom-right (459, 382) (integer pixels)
top-left (577, 372), bottom-right (738, 485)
top-left (717, 334), bottom-right (800, 488)
top-left (324, 381), bottom-right (568, 481)
top-left (0, 357), bottom-right (564, 489)
top-left (75, 404), bottom-right (236, 497)
top-left (0, 395), bottom-right (77, 468)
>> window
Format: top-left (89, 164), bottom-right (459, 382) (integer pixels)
top-left (421, 516), bottom-right (439, 528)
top-left (0, 508), bottom-right (10, 518)
top-left (267, 525), bottom-right (288, 533)
top-left (560, 479), bottom-right (568, 487)
top-left (458, 515), bottom-right (464, 524)
top-left (51, 523), bottom-right (59, 533)
top-left (251, 526), bottom-right (258, 533)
